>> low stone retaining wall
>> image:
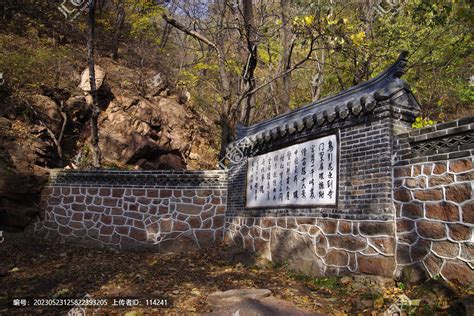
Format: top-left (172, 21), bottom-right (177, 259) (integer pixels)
top-left (226, 217), bottom-right (396, 277)
top-left (35, 170), bottom-right (228, 251)
top-left (393, 118), bottom-right (473, 287)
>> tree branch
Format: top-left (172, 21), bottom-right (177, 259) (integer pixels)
top-left (162, 13), bottom-right (220, 55)
top-left (57, 101), bottom-right (67, 144)
top-left (237, 37), bottom-right (317, 107)
top-left (28, 104), bottom-right (64, 159)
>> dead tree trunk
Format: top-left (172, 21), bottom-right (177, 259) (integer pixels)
top-left (111, 0), bottom-right (125, 60)
top-left (277, 0), bottom-right (293, 114)
top-left (239, 0), bottom-right (258, 125)
top-left (87, 0), bottom-right (102, 168)
top-left (311, 50), bottom-right (325, 101)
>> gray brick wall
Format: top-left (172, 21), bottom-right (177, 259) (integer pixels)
top-left (227, 98), bottom-right (410, 221)
top-left (224, 80), bottom-right (422, 278)
top-left (393, 116), bottom-right (474, 166)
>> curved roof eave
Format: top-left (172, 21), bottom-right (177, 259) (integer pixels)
top-left (236, 51), bottom-right (416, 140)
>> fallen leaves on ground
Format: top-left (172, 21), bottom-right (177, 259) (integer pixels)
top-left (0, 234), bottom-right (466, 315)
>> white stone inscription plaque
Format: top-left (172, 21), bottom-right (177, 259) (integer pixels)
top-left (246, 134), bottom-right (337, 208)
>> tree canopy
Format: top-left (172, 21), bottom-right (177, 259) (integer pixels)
top-left (0, 0), bottom-right (472, 154)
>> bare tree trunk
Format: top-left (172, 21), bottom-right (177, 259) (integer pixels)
top-left (87, 0), bottom-right (102, 168)
top-left (239, 0), bottom-right (258, 125)
top-left (351, 0), bottom-right (373, 84)
top-left (162, 10), bottom-right (234, 157)
top-left (311, 49), bottom-right (325, 101)
top-left (218, 115), bottom-right (233, 160)
top-left (160, 23), bottom-right (173, 49)
top-left (277, 0), bottom-right (293, 114)
top-left (111, 0), bottom-right (125, 60)
top-left (216, 37), bottom-right (234, 160)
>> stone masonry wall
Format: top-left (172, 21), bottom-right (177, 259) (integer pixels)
top-left (393, 117), bottom-right (473, 287)
top-left (35, 170), bottom-right (227, 251)
top-left (225, 91), bottom-right (414, 278)
top-left (225, 217), bottom-right (396, 277)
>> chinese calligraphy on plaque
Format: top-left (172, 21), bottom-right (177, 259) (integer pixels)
top-left (246, 134), bottom-right (337, 208)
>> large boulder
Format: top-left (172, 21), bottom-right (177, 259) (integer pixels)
top-left (29, 94), bottom-right (62, 134)
top-left (206, 295), bottom-right (317, 316)
top-left (0, 117), bottom-right (49, 229)
top-left (208, 289), bottom-right (272, 308)
top-left (98, 95), bottom-right (217, 170)
top-left (78, 65), bottom-right (106, 92)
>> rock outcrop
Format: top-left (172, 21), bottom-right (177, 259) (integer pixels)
top-left (0, 117), bottom-right (49, 229)
top-left (0, 58), bottom-right (218, 230)
top-left (98, 94), bottom-right (216, 170)
top-left (78, 66), bottom-right (106, 92)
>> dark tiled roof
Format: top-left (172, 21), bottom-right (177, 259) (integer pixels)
top-left (235, 51), bottom-right (418, 142)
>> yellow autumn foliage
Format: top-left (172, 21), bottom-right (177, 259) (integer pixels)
top-left (350, 31), bottom-right (366, 46)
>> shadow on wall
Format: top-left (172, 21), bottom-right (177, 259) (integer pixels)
top-left (0, 149), bottom-right (48, 230)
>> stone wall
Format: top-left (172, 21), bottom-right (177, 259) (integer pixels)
top-left (31, 52), bottom-right (474, 287)
top-left (226, 217), bottom-right (396, 277)
top-left (224, 53), bottom-right (473, 286)
top-left (225, 54), bottom-right (419, 278)
top-left (35, 170), bottom-right (227, 251)
top-left (225, 108), bottom-right (402, 278)
top-left (393, 117), bottom-right (474, 287)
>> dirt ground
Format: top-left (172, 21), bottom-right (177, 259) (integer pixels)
top-left (0, 231), bottom-right (469, 315)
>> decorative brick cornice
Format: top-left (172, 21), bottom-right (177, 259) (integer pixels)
top-left (48, 169), bottom-right (228, 188)
top-left (394, 116), bottom-right (474, 165)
